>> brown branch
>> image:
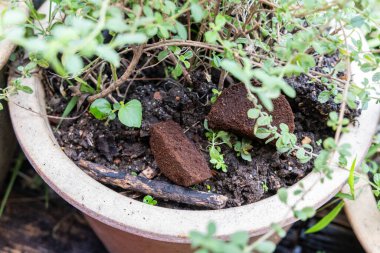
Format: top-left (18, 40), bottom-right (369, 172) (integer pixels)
top-left (218, 70), bottom-right (227, 90)
top-left (258, 0), bottom-right (278, 9)
top-left (87, 45), bottom-right (144, 103)
top-left (78, 160), bottom-right (228, 209)
top-left (334, 24), bottom-right (351, 142)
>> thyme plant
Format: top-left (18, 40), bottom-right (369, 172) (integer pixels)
top-left (1, 0), bottom-right (380, 252)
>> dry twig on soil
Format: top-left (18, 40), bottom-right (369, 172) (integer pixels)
top-left (78, 159), bottom-right (228, 209)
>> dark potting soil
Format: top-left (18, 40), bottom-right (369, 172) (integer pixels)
top-left (45, 58), bottom-right (357, 210)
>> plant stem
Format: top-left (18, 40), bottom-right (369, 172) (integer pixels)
top-left (87, 45), bottom-right (144, 103)
top-left (0, 152), bottom-right (24, 218)
top-left (334, 23), bottom-right (351, 143)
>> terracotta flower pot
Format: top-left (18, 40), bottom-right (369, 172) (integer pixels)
top-left (344, 171), bottom-right (380, 253)
top-left (7, 35), bottom-right (380, 252)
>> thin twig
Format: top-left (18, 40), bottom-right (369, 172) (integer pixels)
top-left (334, 24), bottom-right (351, 142)
top-left (87, 45), bottom-right (144, 103)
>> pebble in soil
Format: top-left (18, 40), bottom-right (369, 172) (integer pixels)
top-left (48, 66), bottom-right (353, 209)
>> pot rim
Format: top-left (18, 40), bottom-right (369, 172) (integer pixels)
top-left (8, 32), bottom-right (380, 244)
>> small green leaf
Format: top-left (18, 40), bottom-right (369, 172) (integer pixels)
top-left (255, 128), bottom-right (271, 139)
top-left (305, 201), bottom-right (344, 234)
top-left (254, 241), bottom-right (276, 253)
top-left (113, 33), bottom-right (148, 47)
top-left (372, 72), bottom-right (380, 82)
top-left (191, 3), bottom-right (204, 22)
top-left (215, 14), bottom-right (226, 27)
top-left (293, 53), bottom-right (316, 70)
top-left (220, 59), bottom-right (251, 86)
top-left (296, 148), bottom-right (305, 159)
top-left (241, 152), bottom-right (252, 162)
top-left (172, 63), bottom-right (183, 78)
top-left (207, 222), bottom-right (217, 235)
top-left (157, 50), bottom-right (169, 61)
top-left (3, 9), bottom-right (27, 26)
top-left (118, 99), bottom-right (143, 128)
top-left (96, 45), bottom-right (120, 67)
top-left (336, 192), bottom-right (354, 200)
top-left (63, 54), bottom-right (83, 76)
top-left (158, 26), bottom-right (170, 38)
top-left (256, 115), bottom-right (271, 126)
top-left (230, 231), bottom-right (249, 247)
top-left (19, 85), bottom-right (33, 94)
top-left (90, 98), bottom-right (112, 120)
top-left (247, 108), bottom-right (260, 119)
top-left (277, 188), bottom-right (288, 204)
top-left (204, 30), bottom-right (219, 44)
top-left (348, 157), bottom-right (357, 199)
top-left (373, 173), bottom-right (380, 186)
top-left (175, 22), bottom-right (187, 40)
top-left (323, 137), bottom-right (336, 150)
top-left (143, 195), bottom-right (157, 205)
top-left (58, 96), bottom-right (79, 128)
top-left (271, 223), bottom-right (286, 238)
top-left (350, 15), bottom-right (365, 28)
top-left (294, 207), bottom-right (315, 221)
top-left (318, 90), bottom-right (330, 103)
top-left (37, 59), bottom-right (49, 68)
top-left (113, 102), bottom-right (121, 110)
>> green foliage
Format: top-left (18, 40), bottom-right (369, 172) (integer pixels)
top-left (190, 3), bottom-right (204, 23)
top-left (361, 133), bottom-right (380, 207)
top-left (277, 188), bottom-right (288, 204)
top-left (210, 89), bottom-right (221, 104)
top-left (2, 0), bottom-right (380, 246)
top-left (327, 112), bottom-right (349, 132)
top-left (261, 182), bottom-right (269, 193)
top-left (294, 207), bottom-right (316, 221)
top-left (234, 139), bottom-right (253, 162)
top-left (189, 222), bottom-right (276, 253)
top-left (204, 120), bottom-right (229, 172)
top-left (118, 99), bottom-right (143, 128)
top-left (348, 157), bottom-right (357, 199)
top-left (305, 201), bottom-right (345, 234)
top-left (0, 61), bottom-right (38, 110)
top-left (90, 98), bottom-right (114, 120)
top-left (58, 96), bottom-right (79, 128)
top-left (205, 120), bottom-right (256, 169)
top-left (143, 195), bottom-right (157, 205)
top-left (275, 124), bottom-right (298, 153)
top-left (170, 48), bottom-right (193, 78)
top-left (90, 98), bottom-right (142, 128)
top-left (209, 145), bottom-right (228, 172)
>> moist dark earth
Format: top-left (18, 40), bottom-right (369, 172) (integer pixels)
top-left (45, 56), bottom-right (358, 209)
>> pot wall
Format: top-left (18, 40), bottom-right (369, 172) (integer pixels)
top-left (9, 73), bottom-right (380, 252)
top-left (85, 215), bottom-right (285, 253)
